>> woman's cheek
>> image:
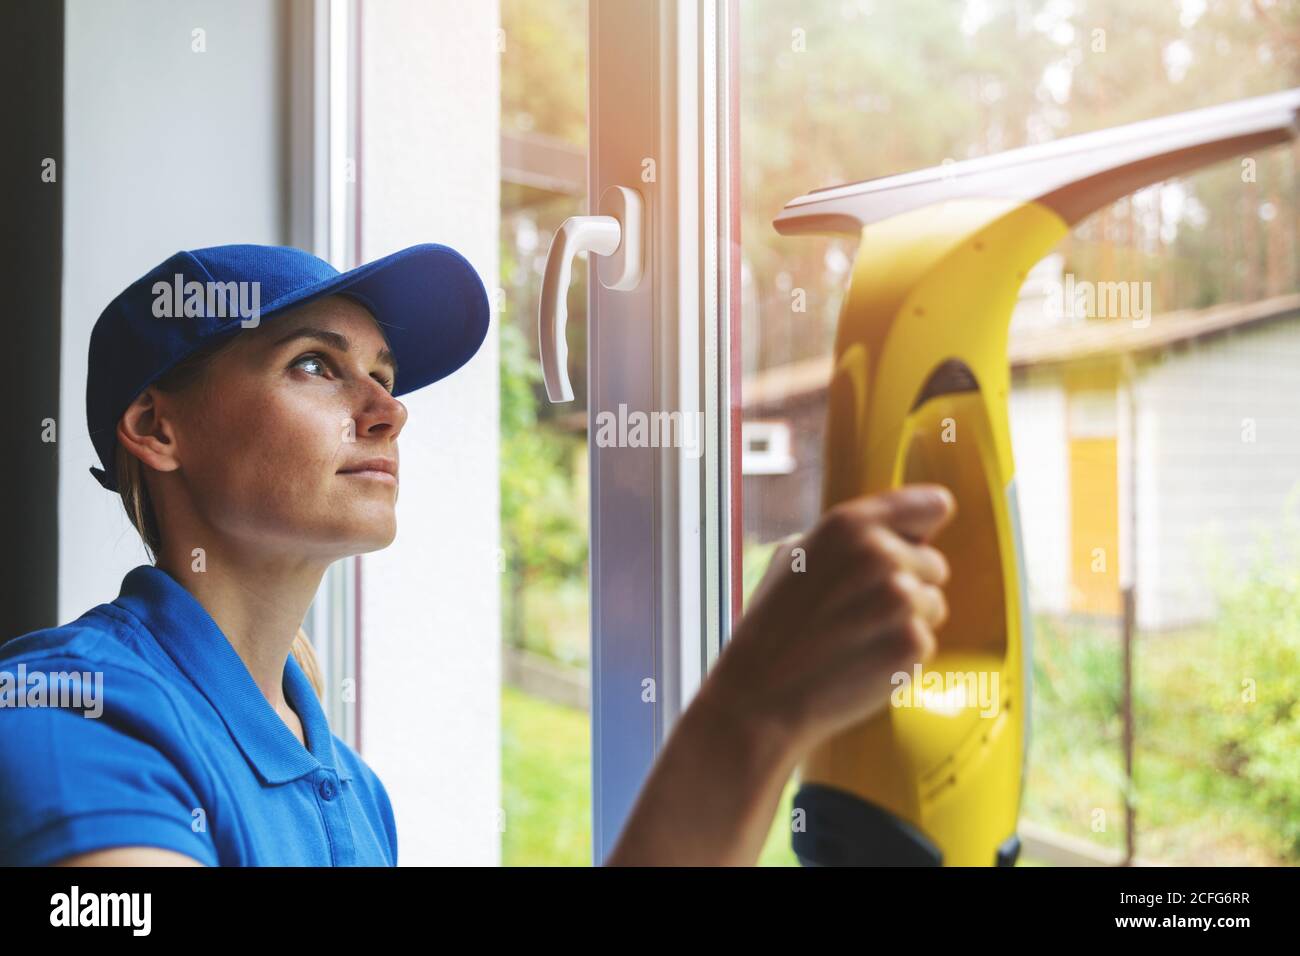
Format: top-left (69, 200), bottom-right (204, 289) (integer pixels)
top-left (264, 395), bottom-right (342, 469)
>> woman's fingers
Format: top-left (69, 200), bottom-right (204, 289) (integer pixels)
top-left (890, 571), bottom-right (948, 630)
top-left (836, 569), bottom-right (948, 641)
top-left (827, 484), bottom-right (957, 545)
top-left (810, 521), bottom-right (950, 622)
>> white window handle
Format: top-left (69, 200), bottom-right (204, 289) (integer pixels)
top-left (538, 185), bottom-right (644, 403)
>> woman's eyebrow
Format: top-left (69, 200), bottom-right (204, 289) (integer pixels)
top-left (271, 326), bottom-right (398, 378)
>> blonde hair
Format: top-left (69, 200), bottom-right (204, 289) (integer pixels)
top-left (112, 338), bottom-right (326, 703)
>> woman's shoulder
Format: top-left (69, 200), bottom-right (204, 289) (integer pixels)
top-left (2, 600), bottom-right (156, 669)
top-left (0, 606), bottom-right (204, 751)
top-left (0, 605), bottom-right (182, 711)
top-left (2, 607), bottom-right (109, 662)
top-left (0, 614), bottom-right (220, 866)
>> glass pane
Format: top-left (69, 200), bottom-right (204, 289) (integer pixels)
top-left (499, 0), bottom-right (592, 866)
top-left (739, 0), bottom-right (1299, 866)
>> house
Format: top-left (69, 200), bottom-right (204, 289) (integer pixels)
top-left (741, 261), bottom-right (1300, 632)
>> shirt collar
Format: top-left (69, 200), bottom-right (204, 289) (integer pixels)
top-left (113, 564), bottom-right (353, 786)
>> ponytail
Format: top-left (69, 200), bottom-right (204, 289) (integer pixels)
top-left (290, 627), bottom-right (326, 701)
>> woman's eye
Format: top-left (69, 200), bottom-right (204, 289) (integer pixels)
top-left (292, 353), bottom-right (392, 392)
top-left (293, 354), bottom-right (327, 377)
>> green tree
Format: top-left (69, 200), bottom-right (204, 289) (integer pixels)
top-left (499, 290), bottom-right (587, 652)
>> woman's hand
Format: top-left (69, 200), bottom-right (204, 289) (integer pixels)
top-left (604, 483), bottom-right (956, 866)
top-left (707, 483), bottom-right (956, 759)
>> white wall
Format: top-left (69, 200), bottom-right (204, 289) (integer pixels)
top-left (357, 0), bottom-right (502, 866)
top-left (60, 0), bottom-right (288, 619)
top-left (1135, 320), bottom-right (1300, 630)
top-left (1009, 372), bottom-right (1071, 617)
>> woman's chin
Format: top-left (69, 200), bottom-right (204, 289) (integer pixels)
top-left (347, 520), bottom-right (397, 554)
top-left (316, 511), bottom-right (397, 556)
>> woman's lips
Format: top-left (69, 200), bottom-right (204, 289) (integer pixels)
top-left (339, 469), bottom-right (398, 486)
top-left (338, 458), bottom-right (398, 485)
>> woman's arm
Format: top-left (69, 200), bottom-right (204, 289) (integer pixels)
top-left (602, 669), bottom-right (804, 866)
top-left (604, 484), bottom-right (955, 866)
top-left (52, 847), bottom-right (205, 866)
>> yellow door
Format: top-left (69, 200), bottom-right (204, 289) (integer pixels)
top-left (1069, 435), bottom-right (1119, 614)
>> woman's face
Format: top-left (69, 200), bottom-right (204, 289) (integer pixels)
top-left (161, 294), bottom-right (408, 560)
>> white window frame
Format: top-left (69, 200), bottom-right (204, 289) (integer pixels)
top-left (288, 0), bottom-right (362, 748)
top-left (587, 0), bottom-right (737, 864)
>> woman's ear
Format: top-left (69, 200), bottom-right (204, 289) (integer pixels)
top-left (116, 387), bottom-right (182, 476)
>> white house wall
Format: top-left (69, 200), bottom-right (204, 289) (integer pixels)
top-left (1009, 372), bottom-right (1072, 618)
top-left (1135, 320), bottom-right (1300, 631)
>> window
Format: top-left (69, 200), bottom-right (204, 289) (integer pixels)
top-left (741, 420), bottom-right (796, 474)
top-left (739, 0), bottom-right (1300, 866)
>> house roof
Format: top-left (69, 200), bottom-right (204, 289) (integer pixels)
top-left (1006, 291), bottom-right (1300, 369)
top-left (740, 292), bottom-right (1300, 410)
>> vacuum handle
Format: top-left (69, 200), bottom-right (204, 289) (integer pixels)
top-left (538, 185), bottom-right (644, 403)
top-left (773, 86), bottom-right (1300, 235)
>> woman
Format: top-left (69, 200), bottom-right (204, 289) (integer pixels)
top-left (0, 242), bottom-right (953, 866)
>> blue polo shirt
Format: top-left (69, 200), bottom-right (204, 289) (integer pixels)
top-left (0, 564), bottom-right (397, 866)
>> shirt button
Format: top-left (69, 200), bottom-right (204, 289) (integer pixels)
top-left (319, 777), bottom-right (337, 801)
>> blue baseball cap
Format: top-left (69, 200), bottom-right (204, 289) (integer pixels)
top-left (86, 242), bottom-right (490, 492)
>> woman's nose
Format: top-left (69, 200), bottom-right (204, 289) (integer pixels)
top-left (352, 380), bottom-right (408, 441)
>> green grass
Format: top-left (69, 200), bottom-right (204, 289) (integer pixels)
top-left (502, 681), bottom-right (805, 865)
top-left (501, 683), bottom-right (592, 865)
top-left (1023, 618), bottom-right (1292, 865)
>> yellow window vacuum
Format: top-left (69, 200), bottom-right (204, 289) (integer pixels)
top-left (773, 89), bottom-right (1300, 866)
